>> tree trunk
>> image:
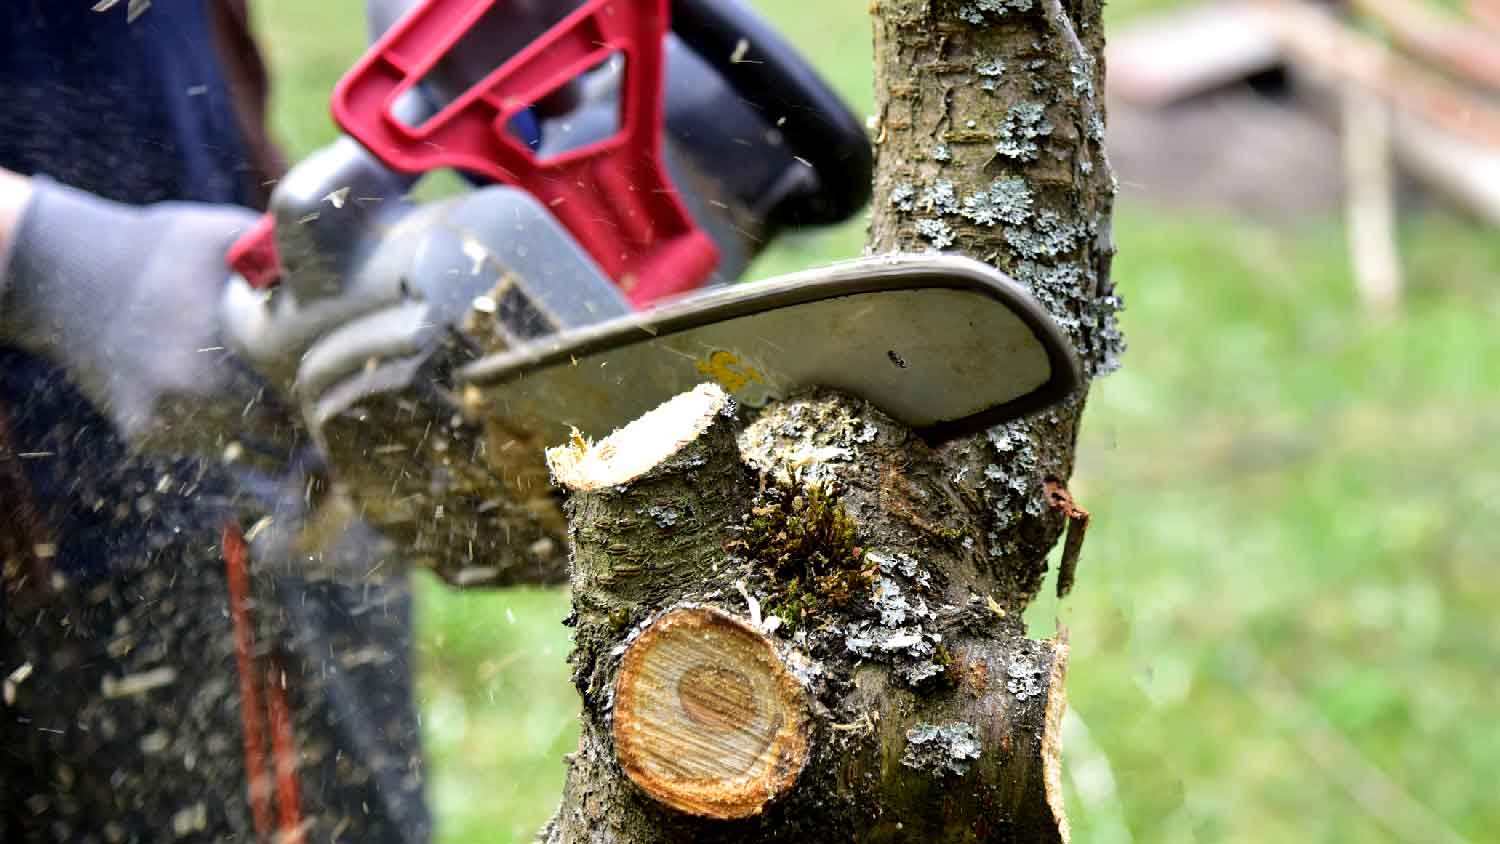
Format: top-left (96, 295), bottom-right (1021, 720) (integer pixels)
top-left (537, 0), bottom-right (1119, 840)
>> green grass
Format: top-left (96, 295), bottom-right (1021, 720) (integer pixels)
top-left (252, 2), bottom-right (1500, 841)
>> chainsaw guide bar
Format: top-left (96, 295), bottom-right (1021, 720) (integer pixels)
top-left (460, 254), bottom-right (1082, 444)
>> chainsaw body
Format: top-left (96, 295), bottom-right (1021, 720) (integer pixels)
top-left (221, 0), bottom-right (1079, 586)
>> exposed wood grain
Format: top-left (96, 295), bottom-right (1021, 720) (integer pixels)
top-left (613, 606), bottom-right (809, 819)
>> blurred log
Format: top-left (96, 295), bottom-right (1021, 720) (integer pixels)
top-left (1389, 110), bottom-right (1500, 226)
top-left (1260, 0), bottom-right (1500, 146)
top-left (1351, 0), bottom-right (1500, 91)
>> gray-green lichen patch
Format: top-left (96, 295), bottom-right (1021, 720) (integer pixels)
top-left (958, 0), bottom-right (1035, 24)
top-left (1003, 210), bottom-right (1087, 260)
top-left (995, 101), bottom-right (1052, 161)
top-left (919, 180), bottom-right (959, 215)
top-left (1006, 644), bottom-right (1051, 702)
top-left (902, 721), bottom-right (983, 776)
top-left (977, 58), bottom-right (1006, 77)
top-left (874, 576), bottom-right (932, 627)
top-left (1068, 56), bottom-right (1095, 97)
top-left (960, 178), bottom-right (1032, 226)
top-left (889, 182), bottom-right (916, 212)
top-left (1024, 58), bottom-right (1051, 94)
top-left (915, 218), bottom-right (955, 249)
top-left (1012, 261), bottom-right (1084, 336)
top-left (1086, 112), bottom-right (1106, 143)
top-left (870, 549), bottom-right (932, 589)
top-left (842, 555), bottom-right (948, 685)
top-left (842, 617), bottom-right (943, 684)
top-left (1094, 290), bottom-right (1126, 376)
top-left (978, 422), bottom-right (1047, 557)
top-left (644, 505), bottom-right (680, 528)
top-left (976, 58), bottom-right (1006, 90)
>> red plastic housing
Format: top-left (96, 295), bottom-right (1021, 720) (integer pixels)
top-left (331, 0), bottom-right (718, 306)
top-left (226, 214), bottom-right (281, 290)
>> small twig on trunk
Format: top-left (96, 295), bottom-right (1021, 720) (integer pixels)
top-left (1044, 477), bottom-right (1091, 598)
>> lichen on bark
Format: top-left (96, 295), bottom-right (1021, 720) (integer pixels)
top-left (870, 0), bottom-right (1118, 607)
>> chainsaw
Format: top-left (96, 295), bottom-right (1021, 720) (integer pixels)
top-left (220, 0), bottom-right (1082, 586)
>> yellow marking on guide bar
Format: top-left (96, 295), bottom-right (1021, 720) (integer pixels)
top-left (694, 350), bottom-right (764, 393)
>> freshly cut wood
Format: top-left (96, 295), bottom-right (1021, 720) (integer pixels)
top-left (612, 606), bottom-right (810, 819)
top-left (544, 381), bottom-right (747, 605)
top-left (547, 383), bottom-right (731, 492)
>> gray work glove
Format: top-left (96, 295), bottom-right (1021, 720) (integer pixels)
top-left (0, 176), bottom-right (294, 456)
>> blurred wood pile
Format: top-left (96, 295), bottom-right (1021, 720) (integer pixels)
top-left (1107, 0), bottom-right (1500, 312)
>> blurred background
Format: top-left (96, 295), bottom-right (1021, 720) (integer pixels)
top-left (252, 1), bottom-right (1499, 841)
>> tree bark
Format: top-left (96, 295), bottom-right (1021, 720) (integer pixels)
top-left (537, 0), bottom-right (1118, 840)
top-left (868, 0), bottom-right (1119, 612)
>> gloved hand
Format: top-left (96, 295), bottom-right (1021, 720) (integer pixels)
top-left (0, 176), bottom-right (294, 456)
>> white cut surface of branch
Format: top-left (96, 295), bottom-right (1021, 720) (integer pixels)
top-left (547, 383), bottom-right (728, 491)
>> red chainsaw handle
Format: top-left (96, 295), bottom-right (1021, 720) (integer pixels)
top-left (329, 0), bottom-right (717, 306)
top-left (227, 214), bottom-right (281, 291)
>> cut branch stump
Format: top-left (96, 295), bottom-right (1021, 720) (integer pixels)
top-left (539, 384), bottom-right (1070, 842)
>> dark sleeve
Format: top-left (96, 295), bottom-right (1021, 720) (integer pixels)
top-left (209, 0), bottom-right (288, 209)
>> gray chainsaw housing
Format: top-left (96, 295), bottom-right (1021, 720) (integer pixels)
top-left (461, 254), bottom-right (1082, 444)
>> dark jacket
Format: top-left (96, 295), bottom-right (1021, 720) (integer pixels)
top-left (0, 4), bottom-right (427, 842)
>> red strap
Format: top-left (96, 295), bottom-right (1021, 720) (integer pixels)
top-left (265, 654), bottom-right (306, 844)
top-left (224, 524), bottom-right (305, 844)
